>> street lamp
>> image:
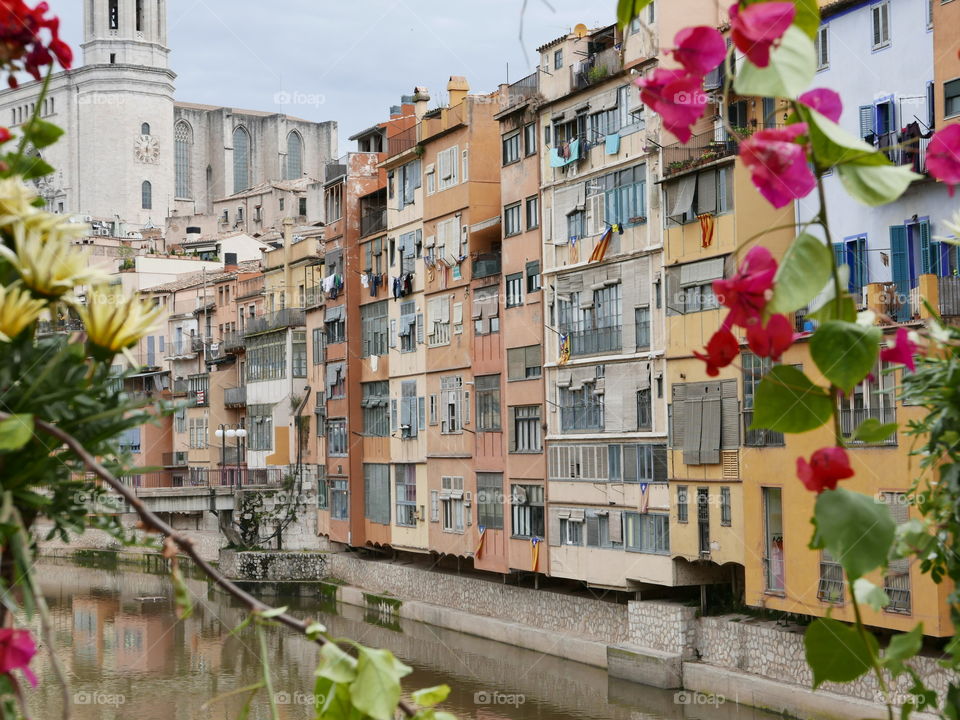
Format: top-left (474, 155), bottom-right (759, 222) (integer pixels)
top-left (215, 424), bottom-right (247, 486)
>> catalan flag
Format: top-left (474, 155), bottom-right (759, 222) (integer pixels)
top-left (475, 526), bottom-right (486, 558)
top-left (640, 482), bottom-right (649, 513)
top-left (558, 334), bottom-right (571, 366)
top-left (589, 225), bottom-right (613, 263)
top-left (531, 537), bottom-right (541, 572)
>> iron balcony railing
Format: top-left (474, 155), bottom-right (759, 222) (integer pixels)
top-left (37, 319), bottom-right (84, 336)
top-left (243, 307), bottom-right (306, 336)
top-left (840, 406), bottom-right (897, 444)
top-left (560, 322), bottom-right (622, 357)
top-left (219, 446), bottom-right (246, 465)
top-left (472, 253), bottom-right (502, 279)
top-left (571, 47), bottom-right (622, 90)
top-left (118, 467), bottom-right (284, 490)
top-left (503, 72), bottom-right (539, 109)
top-left (663, 130), bottom-right (739, 177)
top-left (743, 410), bottom-right (785, 447)
top-left (172, 379), bottom-right (188, 395)
top-left (162, 451), bottom-right (189, 467)
top-left (224, 386), bottom-right (246, 407)
top-left (166, 337), bottom-right (197, 357)
top-left (304, 284), bottom-right (325, 308)
top-left (874, 130), bottom-right (931, 173)
top-left (360, 206), bottom-right (387, 237)
top-left (222, 331), bottom-right (245, 353)
top-left (388, 123), bottom-right (419, 157)
top-left (937, 276), bottom-right (960, 317)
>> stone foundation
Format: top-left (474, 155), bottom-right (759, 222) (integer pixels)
top-left (219, 549), bottom-right (328, 580)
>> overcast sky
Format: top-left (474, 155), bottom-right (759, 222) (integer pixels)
top-left (57, 1), bottom-right (609, 154)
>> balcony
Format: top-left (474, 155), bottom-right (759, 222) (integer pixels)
top-left (360, 190), bottom-right (387, 237)
top-left (874, 130), bottom-right (931, 174)
top-left (304, 284), bottom-right (325, 308)
top-left (166, 337), bottom-right (197, 358)
top-left (663, 131), bottom-right (739, 178)
top-left (243, 307), bottom-right (305, 336)
top-left (560, 322), bottom-right (622, 357)
top-left (223, 331), bottom-right (245, 353)
top-left (560, 404), bottom-right (604, 433)
top-left (325, 157), bottom-right (348, 183)
top-left (472, 253), bottom-right (502, 279)
top-left (934, 276), bottom-right (960, 318)
top-left (172, 379), bottom-right (188, 395)
top-left (743, 410), bottom-right (785, 447)
top-left (388, 123), bottom-right (419, 158)
top-left (840, 406), bottom-right (897, 445)
top-left (162, 451), bottom-right (189, 467)
top-left (503, 72), bottom-right (539, 110)
top-left (217, 446), bottom-right (246, 466)
top-left (224, 386), bottom-right (246, 407)
top-left (237, 276), bottom-right (264, 299)
top-left (571, 47), bottom-right (622, 91)
top-left (37, 319), bottom-right (84, 336)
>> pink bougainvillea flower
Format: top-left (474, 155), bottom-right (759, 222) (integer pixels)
top-left (746, 312), bottom-right (795, 361)
top-left (672, 26), bottom-right (727, 76)
top-left (0, 0), bottom-right (72, 87)
top-left (798, 88), bottom-right (843, 124)
top-left (796, 447), bottom-right (855, 493)
top-left (879, 327), bottom-right (919, 372)
top-left (739, 123), bottom-right (816, 209)
top-left (694, 327), bottom-right (740, 376)
top-left (713, 246), bottom-right (778, 329)
top-left (927, 125), bottom-right (960, 196)
top-left (635, 68), bottom-right (708, 143)
top-left (0, 629), bottom-right (38, 687)
top-left (729, 1), bottom-right (796, 68)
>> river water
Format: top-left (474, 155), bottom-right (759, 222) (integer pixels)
top-left (27, 559), bottom-right (780, 720)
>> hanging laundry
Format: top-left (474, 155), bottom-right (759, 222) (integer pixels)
top-left (360, 272), bottom-right (369, 288)
top-left (370, 273), bottom-right (382, 297)
top-left (392, 276), bottom-right (402, 299)
top-left (604, 133), bottom-right (620, 155)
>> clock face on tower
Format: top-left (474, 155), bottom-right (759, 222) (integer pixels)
top-left (135, 134), bottom-right (160, 164)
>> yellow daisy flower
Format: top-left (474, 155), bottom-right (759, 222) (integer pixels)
top-left (0, 178), bottom-right (41, 228)
top-left (79, 287), bottom-right (161, 358)
top-left (0, 283), bottom-right (46, 341)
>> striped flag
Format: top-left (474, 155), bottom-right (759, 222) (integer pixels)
top-left (475, 526), bottom-right (486, 558)
top-left (589, 226), bottom-right (613, 263)
top-left (558, 334), bottom-right (571, 365)
top-left (640, 483), bottom-right (649, 513)
top-left (531, 537), bottom-right (541, 572)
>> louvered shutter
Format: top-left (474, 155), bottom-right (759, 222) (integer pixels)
top-left (623, 444), bottom-right (638, 483)
top-left (890, 225), bottom-right (909, 322)
top-left (721, 379), bottom-right (740, 449)
top-left (665, 267), bottom-right (682, 316)
top-left (548, 508), bottom-right (561, 546)
top-left (586, 514), bottom-right (600, 546)
top-left (430, 490), bottom-right (439, 522)
top-left (683, 385), bottom-right (703, 465)
top-left (418, 397), bottom-right (426, 431)
top-left (391, 399), bottom-right (398, 433)
top-left (859, 105), bottom-right (875, 139)
top-left (389, 319), bottom-right (397, 348)
top-left (416, 313), bottom-right (424, 343)
top-left (671, 384), bottom-right (687, 448)
top-left (920, 221), bottom-right (935, 275)
top-left (653, 445), bottom-right (668, 482)
top-left (508, 407), bottom-right (517, 452)
top-left (701, 382), bottom-right (722, 465)
top-left (696, 169), bottom-right (717, 214)
top-left (508, 349), bottom-right (524, 381)
top-left (609, 511), bottom-right (623, 544)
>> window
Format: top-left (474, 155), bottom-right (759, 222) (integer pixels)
top-left (815, 24), bottom-right (829, 70)
top-left (625, 513), bottom-right (670, 554)
top-left (476, 375), bottom-right (501, 432)
top-left (567, 209), bottom-right (585, 239)
top-left (872, 1), bottom-right (890, 49)
top-left (665, 167), bottom-right (733, 226)
top-left (677, 486), bottom-right (688, 523)
top-left (506, 273), bottom-right (524, 307)
top-left (364, 464), bottom-right (390, 525)
top-left (395, 465), bottom-right (417, 527)
top-left (325, 182), bottom-right (343, 222)
top-left (554, 49), bottom-right (563, 69)
top-left (327, 418), bottom-right (347, 456)
top-left (292, 330), bottom-right (307, 377)
top-left (141, 122), bottom-right (152, 135)
top-left (425, 164), bottom-right (436, 195)
top-left (763, 487), bottom-right (785, 592)
top-left (327, 361), bottom-right (346, 399)
top-left (557, 283), bottom-right (623, 357)
top-left (635, 306), bottom-right (650, 350)
top-left (141, 181), bottom-right (152, 210)
top-left (664, 257), bottom-right (723, 315)
top-left (188, 418), bottom-right (208, 450)
top-left (671, 379), bottom-right (739, 463)
top-left (331, 479), bottom-right (348, 520)
top-left (525, 196), bottom-right (539, 230)
top-left (720, 487), bottom-right (731, 526)
top-left (360, 301), bottom-right (388, 357)
top-left (175, 121), bottom-right (192, 198)
top-left (477, 472), bottom-right (503, 529)
top-left (440, 376), bottom-right (464, 434)
top-left (559, 385), bottom-right (604, 431)
top-left (248, 405), bottom-right (272, 451)
top-left (946, 78), bottom-right (960, 119)
top-left (525, 263), bottom-right (541, 296)
top-left (561, 518), bottom-right (583, 545)
top-left (398, 300), bottom-right (418, 353)
top-left (509, 405), bottom-right (542, 453)
top-left (399, 380), bottom-right (422, 438)
top-left (601, 164), bottom-right (647, 226)
top-left (881, 492), bottom-right (911, 613)
top-left (507, 345), bottom-right (542, 381)
top-left (637, 388), bottom-right (652, 430)
top-left (839, 361), bottom-right (896, 444)
top-left (286, 132), bottom-right (303, 180)
top-left (742, 353), bottom-right (784, 446)
top-left (833, 236), bottom-right (869, 297)
top-left (325, 313), bottom-right (345, 345)
top-left (511, 484), bottom-right (544, 538)
top-left (312, 328), bottom-right (325, 365)
top-left (441, 476), bottom-right (464, 532)
top-left (523, 123), bottom-right (537, 155)
top-left (109, 0), bottom-right (119, 29)
top-left (818, 550), bottom-right (845, 603)
top-left (362, 381), bottom-right (389, 437)
top-left (397, 159), bottom-right (421, 210)
top-left (428, 295), bottom-right (451, 346)
top-left (233, 126), bottom-right (251, 192)
top-left (299, 197), bottom-right (307, 216)
top-left (437, 145), bottom-right (459, 191)
top-left (246, 331), bottom-right (287, 381)
top-left (504, 203), bottom-right (522, 237)
top-left (472, 286), bottom-right (499, 335)
top-left (502, 131), bottom-right (521, 165)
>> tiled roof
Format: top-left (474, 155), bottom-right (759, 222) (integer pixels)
top-left (143, 259), bottom-right (261, 294)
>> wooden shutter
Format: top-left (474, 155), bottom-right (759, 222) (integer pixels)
top-left (548, 508), bottom-right (561, 546)
top-left (920, 221), bottom-right (935, 275)
top-left (586, 514), bottom-right (600, 546)
top-left (463, 390), bottom-right (470, 426)
top-left (418, 397), bottom-right (426, 431)
top-left (623, 444), bottom-right (638, 483)
top-left (653, 445), bottom-right (668, 482)
top-left (721, 379), bottom-right (740, 449)
top-left (508, 407), bottom-right (517, 452)
top-left (701, 382), bottom-right (722, 465)
top-left (890, 225), bottom-right (909, 321)
top-left (389, 319), bottom-right (397, 348)
top-left (508, 348), bottom-right (524, 381)
top-left (609, 510), bottom-right (623, 544)
top-left (430, 490), bottom-right (439, 522)
top-left (671, 384), bottom-right (687, 449)
top-left (416, 313), bottom-right (424, 343)
top-left (664, 267), bottom-right (681, 316)
top-left (683, 385), bottom-right (703, 465)
top-left (429, 394), bottom-right (438, 425)
top-left (859, 105), bottom-right (875, 138)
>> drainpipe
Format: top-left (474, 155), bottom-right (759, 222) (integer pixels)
top-left (282, 216), bottom-right (294, 308)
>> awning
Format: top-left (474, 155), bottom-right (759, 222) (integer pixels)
top-left (325, 305), bottom-right (345, 322)
top-left (668, 175), bottom-right (696, 219)
top-left (470, 216), bottom-right (501, 234)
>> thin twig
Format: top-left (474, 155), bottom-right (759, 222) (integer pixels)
top-left (5, 412), bottom-right (420, 718)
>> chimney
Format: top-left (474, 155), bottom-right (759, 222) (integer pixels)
top-left (224, 252), bottom-right (238, 271)
top-left (447, 76), bottom-right (469, 107)
top-left (413, 86), bottom-right (431, 122)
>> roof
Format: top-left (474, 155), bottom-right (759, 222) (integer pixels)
top-left (143, 260), bottom-right (261, 294)
top-left (174, 101), bottom-right (317, 125)
top-left (348, 123), bottom-right (387, 141)
top-left (218, 177), bottom-right (319, 201)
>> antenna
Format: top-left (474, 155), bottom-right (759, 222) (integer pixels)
top-left (573, 23), bottom-right (589, 38)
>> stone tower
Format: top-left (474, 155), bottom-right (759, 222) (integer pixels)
top-left (82, 0), bottom-right (170, 68)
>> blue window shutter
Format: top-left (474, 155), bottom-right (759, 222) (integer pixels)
top-left (859, 105), bottom-right (875, 139)
top-left (890, 225), bottom-right (909, 321)
top-left (147, 335), bottom-right (155, 366)
top-left (855, 236), bottom-right (869, 290)
top-left (919, 221), bottom-right (935, 275)
top-left (832, 243), bottom-right (848, 291)
top-left (418, 396), bottom-right (425, 430)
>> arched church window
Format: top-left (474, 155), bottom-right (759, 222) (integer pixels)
top-left (141, 122), bottom-right (151, 136)
top-left (286, 131), bottom-right (303, 180)
top-left (175, 121), bottom-right (192, 198)
top-left (233, 126), bottom-right (251, 193)
top-left (142, 181), bottom-right (152, 210)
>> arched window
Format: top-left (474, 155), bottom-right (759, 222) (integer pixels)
top-left (285, 131), bottom-right (303, 180)
top-left (233, 126), bottom-right (250, 193)
top-left (141, 122), bottom-right (151, 135)
top-left (175, 120), bottom-right (192, 198)
top-left (142, 181), bottom-right (152, 210)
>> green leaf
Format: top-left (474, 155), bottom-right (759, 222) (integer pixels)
top-left (852, 417), bottom-right (899, 444)
top-left (0, 414), bottom-right (33, 452)
top-left (853, 578), bottom-right (890, 612)
top-left (350, 646), bottom-right (412, 720)
top-left (791, 0), bottom-right (822, 38)
top-left (892, 519), bottom-right (932, 559)
top-left (733, 26), bottom-right (816, 99)
top-left (305, 621), bottom-right (327, 639)
top-left (171, 563), bottom-right (194, 620)
top-left (256, 605), bottom-right (288, 619)
top-left (751, 365), bottom-right (834, 433)
top-left (812, 488), bottom-right (896, 580)
top-left (805, 617), bottom-right (878, 688)
top-left (23, 118), bottom-right (64, 149)
top-left (838, 163), bottom-right (923, 207)
top-left (809, 321), bottom-right (881, 394)
top-left (316, 643), bottom-right (357, 684)
top-left (616, 0), bottom-right (653, 29)
top-left (768, 233), bottom-right (834, 315)
top-left (412, 685), bottom-right (451, 708)
top-left (808, 293), bottom-right (857, 324)
top-left (799, 106), bottom-right (889, 169)
top-left (882, 624), bottom-right (923, 676)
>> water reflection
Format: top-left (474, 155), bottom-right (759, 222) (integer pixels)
top-left (29, 560), bottom-right (781, 720)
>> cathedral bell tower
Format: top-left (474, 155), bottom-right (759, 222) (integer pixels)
top-left (81, 0), bottom-right (170, 68)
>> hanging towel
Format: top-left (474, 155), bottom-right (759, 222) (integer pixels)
top-left (360, 272), bottom-right (369, 288)
top-left (604, 133), bottom-right (621, 155)
top-left (550, 147), bottom-right (565, 167)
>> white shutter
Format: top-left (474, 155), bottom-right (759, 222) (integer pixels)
top-left (586, 193), bottom-right (605, 236)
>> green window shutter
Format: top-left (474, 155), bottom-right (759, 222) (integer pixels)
top-left (890, 225), bottom-right (909, 321)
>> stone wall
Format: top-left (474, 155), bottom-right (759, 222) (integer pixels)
top-left (220, 549), bottom-right (328, 581)
top-left (627, 600), bottom-right (698, 659)
top-left (326, 554), bottom-right (631, 645)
